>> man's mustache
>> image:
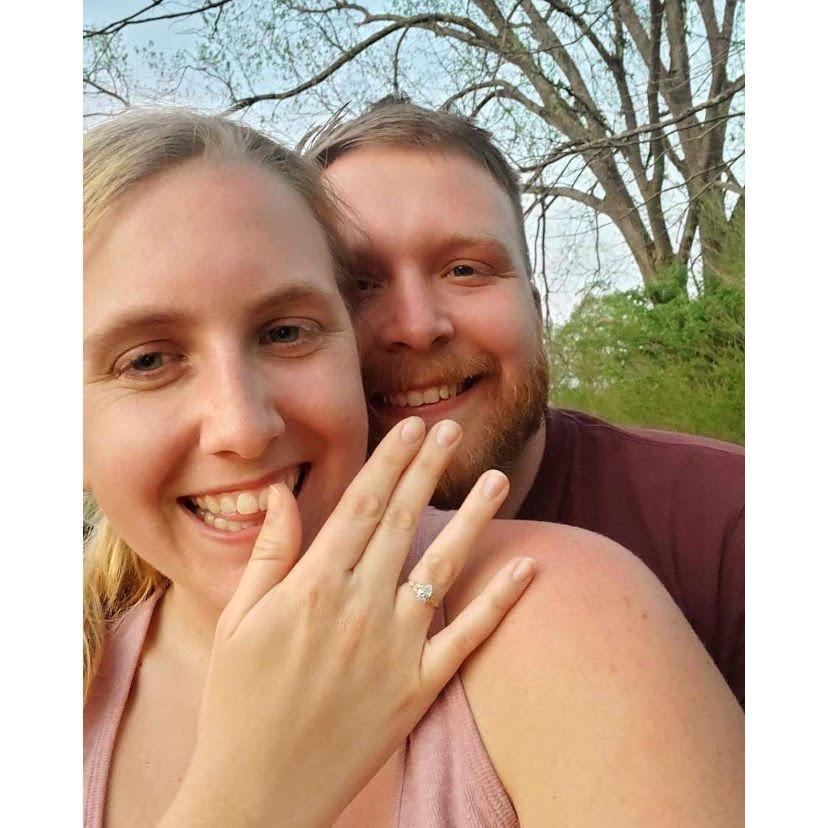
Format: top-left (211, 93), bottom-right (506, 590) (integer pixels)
top-left (361, 352), bottom-right (500, 395)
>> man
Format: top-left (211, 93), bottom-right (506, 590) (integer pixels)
top-left (303, 98), bottom-right (744, 706)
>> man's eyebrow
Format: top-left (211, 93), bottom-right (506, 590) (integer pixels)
top-left (84, 283), bottom-right (339, 357)
top-left (431, 233), bottom-right (516, 263)
top-left (347, 233), bottom-right (516, 266)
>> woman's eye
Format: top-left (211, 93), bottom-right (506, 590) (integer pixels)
top-left (259, 320), bottom-right (322, 351)
top-left (264, 325), bottom-right (302, 344)
top-left (451, 264), bottom-right (477, 277)
top-left (131, 353), bottom-right (165, 371)
top-left (115, 350), bottom-right (182, 383)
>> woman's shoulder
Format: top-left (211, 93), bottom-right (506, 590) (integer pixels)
top-left (446, 519), bottom-right (744, 826)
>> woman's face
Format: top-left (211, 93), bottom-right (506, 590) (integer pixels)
top-left (84, 159), bottom-right (368, 609)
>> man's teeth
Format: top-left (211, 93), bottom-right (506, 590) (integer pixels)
top-left (383, 383), bottom-right (462, 408)
top-left (190, 469), bottom-right (301, 517)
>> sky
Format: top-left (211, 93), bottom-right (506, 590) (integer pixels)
top-left (83, 1), bottom-right (720, 322)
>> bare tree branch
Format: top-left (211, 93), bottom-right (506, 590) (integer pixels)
top-left (83, 75), bottom-right (129, 107)
top-left (84, 0), bottom-right (234, 38)
top-left (225, 14), bottom-right (493, 112)
top-left (525, 184), bottom-right (604, 212)
top-left (520, 79), bottom-right (743, 171)
top-left (84, 0), bottom-right (744, 294)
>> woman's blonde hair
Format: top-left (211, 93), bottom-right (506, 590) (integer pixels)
top-left (83, 108), bottom-right (352, 700)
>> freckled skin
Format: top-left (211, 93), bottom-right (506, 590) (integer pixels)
top-left (84, 160), bottom-right (368, 612)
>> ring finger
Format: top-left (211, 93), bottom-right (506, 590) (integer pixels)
top-left (395, 468), bottom-right (510, 625)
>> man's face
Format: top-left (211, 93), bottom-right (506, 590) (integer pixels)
top-left (323, 146), bottom-right (549, 508)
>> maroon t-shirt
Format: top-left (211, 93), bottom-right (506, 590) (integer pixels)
top-left (516, 408), bottom-right (744, 706)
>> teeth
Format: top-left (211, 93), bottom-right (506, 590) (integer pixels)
top-left (383, 382), bottom-right (465, 408)
top-left (219, 495), bottom-right (237, 514)
top-left (193, 508), bottom-right (261, 533)
top-left (188, 468), bottom-right (302, 517)
top-left (237, 492), bottom-right (259, 515)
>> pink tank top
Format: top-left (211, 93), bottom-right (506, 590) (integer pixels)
top-left (84, 508), bottom-right (518, 827)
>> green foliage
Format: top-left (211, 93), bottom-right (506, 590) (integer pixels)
top-left (547, 280), bottom-right (744, 445)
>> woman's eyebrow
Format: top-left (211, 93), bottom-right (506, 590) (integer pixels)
top-left (84, 310), bottom-right (189, 359)
top-left (244, 283), bottom-right (340, 315)
top-left (84, 284), bottom-right (342, 358)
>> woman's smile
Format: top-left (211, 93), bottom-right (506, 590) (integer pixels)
top-left (179, 464), bottom-right (308, 534)
top-left (83, 159), bottom-right (368, 608)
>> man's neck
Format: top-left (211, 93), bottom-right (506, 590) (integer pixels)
top-left (496, 416), bottom-right (546, 519)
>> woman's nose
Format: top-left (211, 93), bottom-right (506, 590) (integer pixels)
top-left (198, 362), bottom-right (286, 459)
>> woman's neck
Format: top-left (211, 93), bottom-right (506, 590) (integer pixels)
top-left (151, 584), bottom-right (222, 678)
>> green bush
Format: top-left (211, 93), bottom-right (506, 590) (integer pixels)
top-left (547, 281), bottom-right (744, 444)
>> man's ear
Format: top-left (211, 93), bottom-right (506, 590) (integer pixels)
top-left (530, 283), bottom-right (543, 317)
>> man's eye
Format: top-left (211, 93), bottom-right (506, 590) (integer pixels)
top-left (447, 262), bottom-right (494, 279)
top-left (355, 275), bottom-right (382, 292)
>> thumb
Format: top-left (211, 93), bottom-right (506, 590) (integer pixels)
top-left (218, 482), bottom-right (302, 638)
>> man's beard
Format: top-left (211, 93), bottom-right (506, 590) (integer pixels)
top-left (363, 342), bottom-right (549, 510)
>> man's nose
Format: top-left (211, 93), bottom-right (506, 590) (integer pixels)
top-left (371, 275), bottom-right (454, 352)
top-left (198, 360), bottom-right (285, 459)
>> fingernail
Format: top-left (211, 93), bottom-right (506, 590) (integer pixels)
top-left (512, 557), bottom-right (535, 582)
top-left (481, 470), bottom-right (507, 499)
top-left (400, 417), bottom-right (425, 443)
top-left (266, 483), bottom-right (284, 516)
top-left (435, 420), bottom-right (461, 447)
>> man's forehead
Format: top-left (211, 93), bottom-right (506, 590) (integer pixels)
top-left (324, 146), bottom-right (523, 264)
top-left (324, 144), bottom-right (505, 201)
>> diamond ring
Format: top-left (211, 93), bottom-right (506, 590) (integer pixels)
top-left (408, 580), bottom-right (440, 608)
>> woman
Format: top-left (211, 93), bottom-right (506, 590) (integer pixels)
top-left (84, 109), bottom-right (743, 827)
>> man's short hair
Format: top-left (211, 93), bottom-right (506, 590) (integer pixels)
top-left (301, 95), bottom-right (532, 277)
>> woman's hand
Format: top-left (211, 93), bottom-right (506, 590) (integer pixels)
top-left (161, 417), bottom-right (535, 828)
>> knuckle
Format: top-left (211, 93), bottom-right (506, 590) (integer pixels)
top-left (450, 629), bottom-right (474, 660)
top-left (416, 451), bottom-right (446, 477)
top-left (417, 555), bottom-right (457, 589)
top-left (344, 489), bottom-right (383, 521)
top-left (487, 591), bottom-right (511, 615)
top-left (251, 535), bottom-right (289, 561)
top-left (294, 572), bottom-right (331, 612)
top-left (337, 600), bottom-right (373, 639)
top-left (381, 502), bottom-right (418, 533)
